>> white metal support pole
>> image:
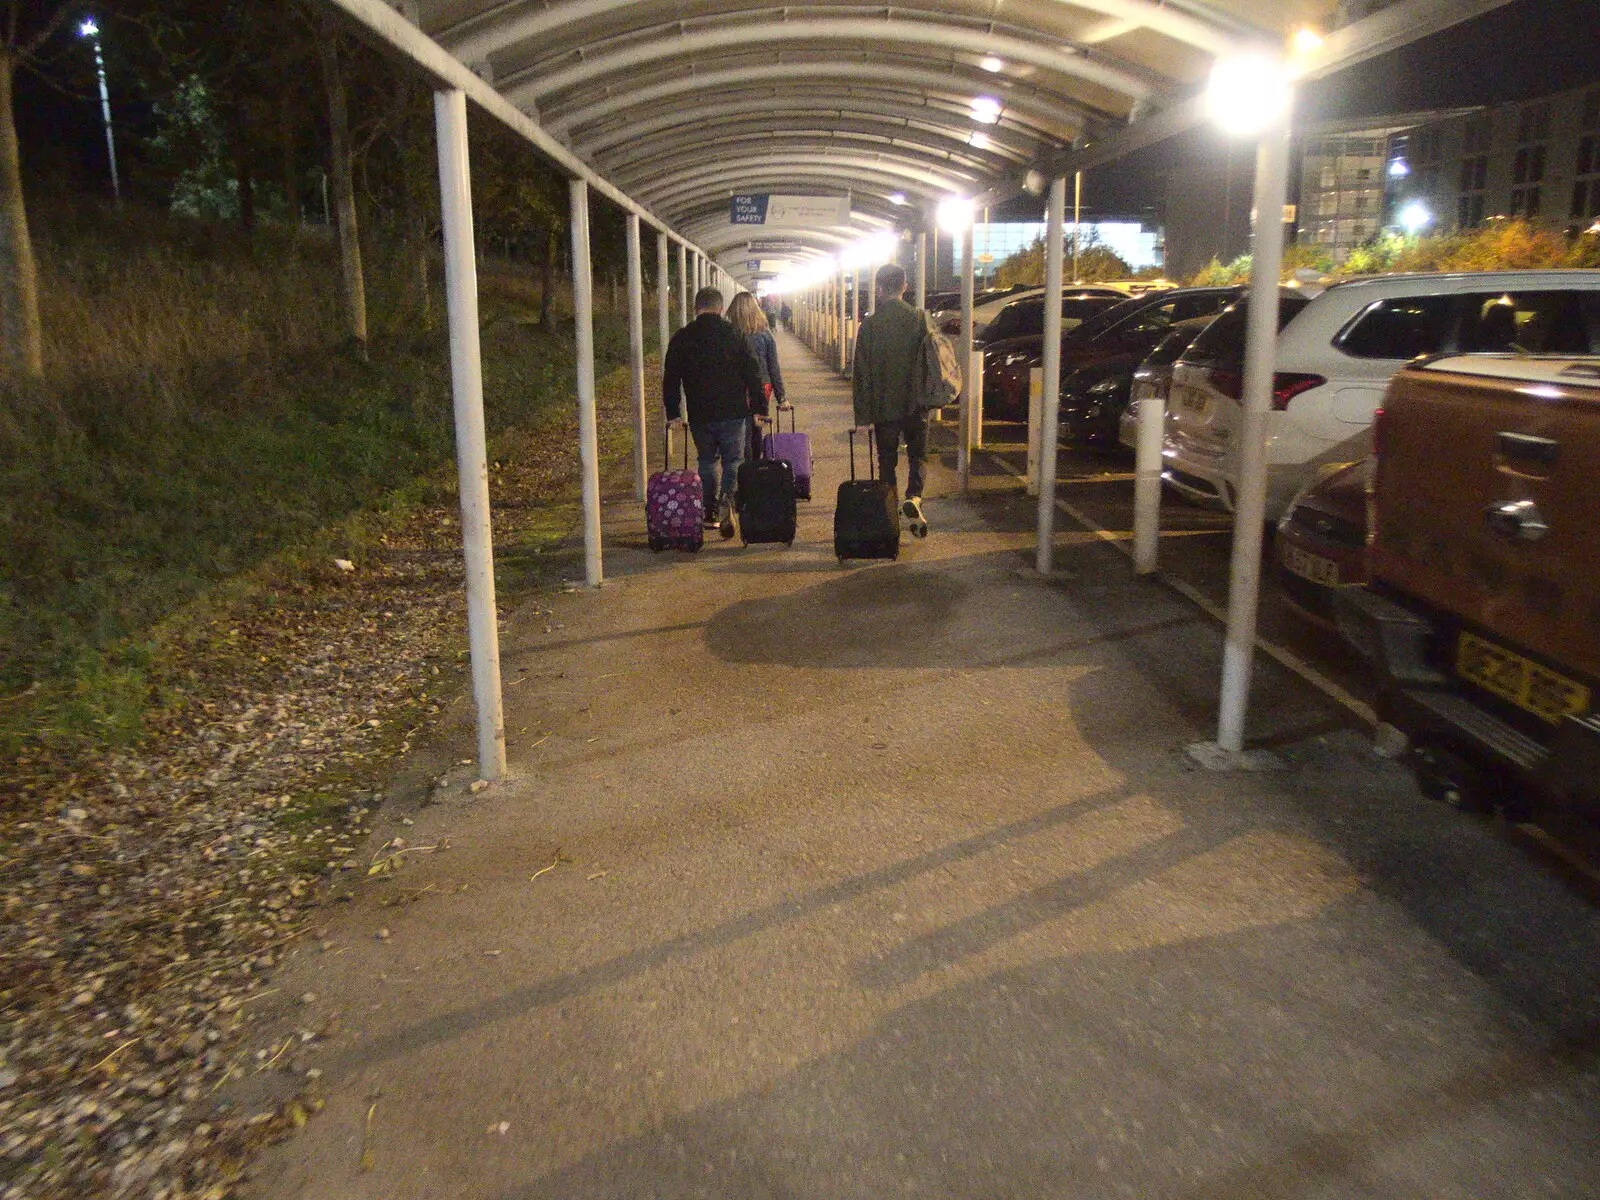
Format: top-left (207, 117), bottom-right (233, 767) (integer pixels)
top-left (569, 178), bottom-right (603, 590)
top-left (1071, 171), bottom-right (1082, 282)
top-left (1215, 121), bottom-right (1291, 755)
top-left (836, 269), bottom-right (847, 374)
top-left (1027, 367), bottom-right (1043, 495)
top-left (1132, 375), bottom-right (1165, 573)
top-left (433, 88), bottom-right (505, 780)
top-left (913, 232), bottom-right (927, 309)
top-left (677, 242), bottom-right (689, 329)
top-left (957, 222), bottom-right (975, 488)
top-left (656, 231), bottom-right (670, 353)
top-left (869, 263), bottom-right (878, 316)
top-left (1036, 175), bottom-right (1066, 573)
top-left (625, 213), bottom-right (647, 501)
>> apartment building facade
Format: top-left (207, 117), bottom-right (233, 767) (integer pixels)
top-left (1293, 78), bottom-right (1600, 258)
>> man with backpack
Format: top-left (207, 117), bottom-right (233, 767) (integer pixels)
top-left (850, 263), bottom-right (957, 537)
top-left (663, 286), bottom-right (768, 539)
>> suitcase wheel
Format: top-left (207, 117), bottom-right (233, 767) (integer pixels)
top-left (649, 537), bottom-right (664, 552)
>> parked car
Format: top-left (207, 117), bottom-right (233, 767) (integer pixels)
top-left (988, 286), bottom-right (1243, 423)
top-left (1119, 320), bottom-right (1215, 451)
top-left (1338, 354), bottom-right (1600, 822)
top-left (978, 291), bottom-right (1124, 349)
top-left (1163, 271), bottom-right (1600, 520)
top-left (937, 284), bottom-right (1126, 341)
top-left (930, 284), bottom-right (1031, 330)
top-left (1274, 461), bottom-right (1369, 626)
top-left (1063, 315), bottom-right (1219, 449)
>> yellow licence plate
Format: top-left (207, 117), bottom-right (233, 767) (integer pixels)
top-left (1281, 542), bottom-right (1340, 586)
top-left (1174, 385), bottom-right (1210, 416)
top-left (1456, 632), bottom-right (1591, 725)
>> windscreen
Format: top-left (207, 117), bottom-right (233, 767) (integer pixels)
top-left (1182, 296), bottom-right (1313, 364)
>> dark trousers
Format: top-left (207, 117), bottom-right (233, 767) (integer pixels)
top-left (874, 411), bottom-right (928, 499)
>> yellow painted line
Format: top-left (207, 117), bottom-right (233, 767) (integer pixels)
top-left (984, 450), bottom-right (1378, 729)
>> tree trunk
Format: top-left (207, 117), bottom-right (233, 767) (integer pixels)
top-left (538, 228), bottom-right (553, 327)
top-left (317, 28), bottom-right (368, 358)
top-left (280, 89), bottom-right (299, 224)
top-left (236, 147), bottom-right (255, 232)
top-left (0, 55), bottom-right (42, 377)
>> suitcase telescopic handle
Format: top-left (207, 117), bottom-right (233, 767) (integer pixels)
top-left (848, 427), bottom-right (876, 482)
top-left (664, 420), bottom-right (690, 472)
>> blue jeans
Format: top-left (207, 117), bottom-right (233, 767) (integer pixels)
top-left (690, 417), bottom-right (746, 512)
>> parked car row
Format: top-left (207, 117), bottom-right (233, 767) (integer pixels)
top-left (1326, 354), bottom-right (1600, 830)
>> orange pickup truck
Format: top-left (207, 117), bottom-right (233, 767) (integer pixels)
top-left (1338, 355), bottom-right (1600, 820)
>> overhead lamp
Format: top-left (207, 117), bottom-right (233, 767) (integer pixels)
top-left (1398, 201), bottom-right (1432, 235)
top-left (980, 55), bottom-right (1005, 73)
top-left (79, 17), bottom-right (98, 36)
top-left (1388, 159), bottom-right (1410, 177)
top-left (888, 192), bottom-right (907, 206)
top-left (1204, 53), bottom-right (1292, 138)
top-left (1021, 169), bottom-right (1047, 197)
top-left (1289, 26), bottom-right (1323, 57)
top-left (970, 131), bottom-right (992, 151)
top-left (970, 96), bottom-right (1002, 125)
top-left (936, 196), bottom-right (975, 234)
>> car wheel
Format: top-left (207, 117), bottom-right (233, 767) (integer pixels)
top-left (1410, 741), bottom-right (1495, 815)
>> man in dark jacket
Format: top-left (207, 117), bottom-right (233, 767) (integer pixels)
top-left (852, 264), bottom-right (931, 537)
top-left (664, 287), bottom-right (767, 538)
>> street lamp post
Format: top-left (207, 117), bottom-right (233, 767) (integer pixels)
top-left (79, 17), bottom-right (121, 205)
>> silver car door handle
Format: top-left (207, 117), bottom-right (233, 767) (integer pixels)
top-left (1485, 499), bottom-right (1549, 542)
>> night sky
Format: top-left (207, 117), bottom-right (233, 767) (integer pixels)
top-left (19, 0), bottom-right (1600, 220)
top-left (1014, 0), bottom-right (1600, 223)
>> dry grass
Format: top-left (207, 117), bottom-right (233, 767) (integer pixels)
top-left (0, 201), bottom-right (638, 751)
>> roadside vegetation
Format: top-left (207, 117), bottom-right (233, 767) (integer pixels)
top-left (1, 5), bottom-right (664, 1196)
top-left (1184, 216), bottom-right (1600, 285)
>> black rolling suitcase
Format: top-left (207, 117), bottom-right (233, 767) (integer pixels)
top-left (735, 452), bottom-right (797, 546)
top-left (834, 429), bottom-right (900, 561)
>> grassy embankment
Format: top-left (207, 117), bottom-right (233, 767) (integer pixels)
top-left (0, 204), bottom-right (640, 759)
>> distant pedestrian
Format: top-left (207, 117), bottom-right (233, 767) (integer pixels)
top-left (726, 292), bottom-right (788, 458)
top-left (851, 264), bottom-right (934, 537)
top-left (663, 287), bottom-right (767, 539)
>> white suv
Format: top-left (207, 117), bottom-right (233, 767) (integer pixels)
top-left (1162, 271), bottom-right (1600, 519)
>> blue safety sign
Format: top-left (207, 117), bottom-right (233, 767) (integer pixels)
top-left (731, 195), bottom-right (769, 224)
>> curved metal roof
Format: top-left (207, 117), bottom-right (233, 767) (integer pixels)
top-left (368, 0), bottom-right (1479, 284)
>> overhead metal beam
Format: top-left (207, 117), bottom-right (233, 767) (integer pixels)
top-left (317, 0), bottom-right (697, 253)
top-left (589, 116), bottom-right (1036, 174)
top-left (578, 94), bottom-right (1060, 159)
top-left (440, 0), bottom-right (1241, 66)
top-left (632, 148), bottom-right (975, 192)
top-left (510, 17), bottom-right (1160, 108)
top-left (642, 164), bottom-right (961, 216)
top-left (550, 61), bottom-right (1100, 138)
top-left (608, 134), bottom-right (1002, 190)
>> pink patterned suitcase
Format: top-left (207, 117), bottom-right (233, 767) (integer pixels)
top-left (647, 426), bottom-right (704, 553)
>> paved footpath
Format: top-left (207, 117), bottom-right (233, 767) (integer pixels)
top-left (254, 331), bottom-right (1600, 1199)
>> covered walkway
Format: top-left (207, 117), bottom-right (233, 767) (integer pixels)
top-left (254, 333), bottom-right (1600, 1199)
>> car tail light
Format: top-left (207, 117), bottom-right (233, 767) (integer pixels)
top-left (1271, 372), bottom-right (1326, 410)
top-left (1206, 367), bottom-right (1326, 408)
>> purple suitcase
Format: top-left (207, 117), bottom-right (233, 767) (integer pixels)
top-left (762, 408), bottom-right (812, 500)
top-left (647, 426), bottom-right (704, 552)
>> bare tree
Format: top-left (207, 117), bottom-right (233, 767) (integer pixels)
top-left (0, 1), bottom-right (80, 377)
top-left (316, 17), bottom-right (367, 358)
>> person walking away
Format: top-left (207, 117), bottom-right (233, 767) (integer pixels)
top-left (663, 287), bottom-right (767, 539)
top-left (726, 292), bottom-right (788, 459)
top-left (852, 264), bottom-right (931, 537)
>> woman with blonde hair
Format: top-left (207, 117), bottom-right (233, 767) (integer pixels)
top-left (726, 293), bottom-right (788, 458)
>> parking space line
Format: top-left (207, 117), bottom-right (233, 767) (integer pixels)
top-left (981, 450), bottom-right (1378, 729)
